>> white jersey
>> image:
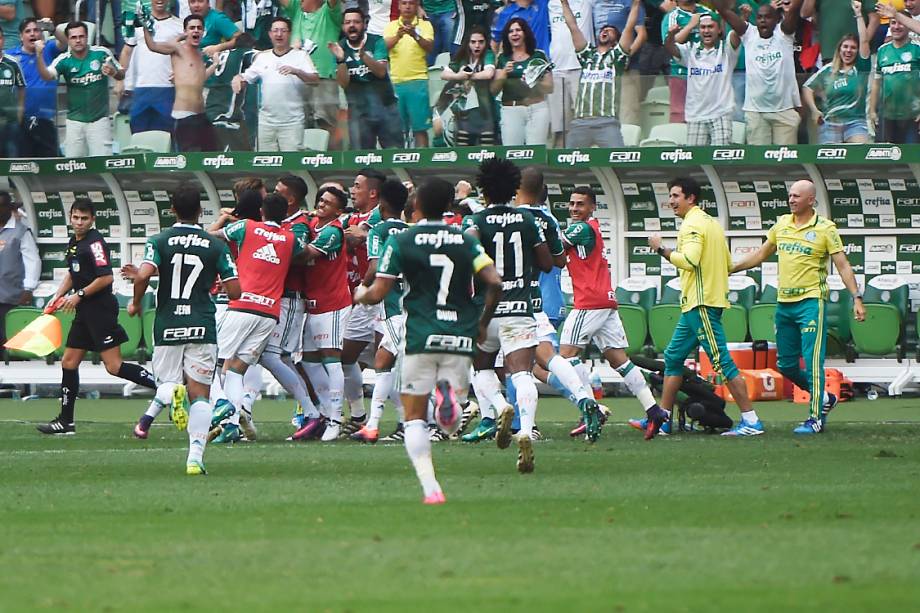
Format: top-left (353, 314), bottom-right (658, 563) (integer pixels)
top-left (124, 15), bottom-right (183, 89)
top-left (548, 0), bottom-right (595, 71)
top-left (367, 0), bottom-right (392, 36)
top-left (242, 47), bottom-right (317, 126)
top-left (677, 39), bottom-right (740, 121)
top-left (741, 23), bottom-right (801, 112)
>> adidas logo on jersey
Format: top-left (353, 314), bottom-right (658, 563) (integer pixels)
top-left (252, 243), bottom-right (281, 264)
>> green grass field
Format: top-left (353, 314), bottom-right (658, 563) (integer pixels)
top-left (1, 396), bottom-right (919, 612)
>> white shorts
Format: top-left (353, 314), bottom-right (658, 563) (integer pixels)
top-left (534, 311), bottom-right (558, 342)
top-left (217, 310), bottom-right (277, 365)
top-left (302, 306), bottom-right (351, 352)
top-left (477, 316), bottom-right (538, 355)
top-left (379, 314), bottom-right (406, 356)
top-left (344, 302), bottom-right (381, 343)
top-left (264, 295), bottom-right (304, 355)
top-left (152, 343), bottom-right (217, 386)
top-left (64, 116), bottom-right (112, 158)
top-left (400, 352), bottom-right (472, 396)
top-left (560, 308), bottom-right (629, 351)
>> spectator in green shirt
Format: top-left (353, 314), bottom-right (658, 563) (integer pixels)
top-left (281, 0), bottom-right (344, 135)
top-left (441, 25), bottom-right (497, 145)
top-left (188, 0), bottom-right (242, 57)
top-left (870, 5), bottom-right (920, 143)
top-left (802, 1), bottom-right (871, 143)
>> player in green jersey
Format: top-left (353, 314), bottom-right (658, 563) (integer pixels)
top-left (356, 178), bottom-right (501, 504)
top-left (351, 179), bottom-right (411, 444)
top-left (205, 33), bottom-right (258, 151)
top-left (462, 158), bottom-right (553, 473)
top-left (129, 186), bottom-right (241, 475)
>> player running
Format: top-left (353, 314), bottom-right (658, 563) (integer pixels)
top-left (559, 187), bottom-right (664, 442)
top-left (128, 187), bottom-right (240, 474)
top-left (648, 176), bottom-right (761, 438)
top-left (290, 186), bottom-right (353, 442)
top-left (355, 177), bottom-right (501, 504)
top-left (729, 179), bottom-right (865, 434)
top-left (208, 194), bottom-right (306, 443)
top-left (352, 179), bottom-right (410, 443)
top-left (38, 199), bottom-right (157, 435)
top-left (462, 158), bottom-right (553, 473)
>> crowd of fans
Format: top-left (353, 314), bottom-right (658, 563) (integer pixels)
top-left (0, 0), bottom-right (918, 156)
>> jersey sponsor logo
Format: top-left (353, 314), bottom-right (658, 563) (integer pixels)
top-left (391, 152), bottom-right (421, 164)
top-left (301, 154), bottom-right (335, 167)
top-left (495, 301), bottom-right (529, 315)
top-left (501, 278), bottom-right (526, 291)
top-left (432, 151), bottom-right (458, 162)
top-left (764, 147), bottom-right (798, 161)
top-left (252, 243), bottom-right (281, 264)
top-left (203, 154), bottom-right (235, 169)
top-left (8, 162), bottom-right (39, 174)
top-left (712, 149), bottom-right (745, 161)
top-left (89, 240), bottom-right (109, 266)
top-left (162, 326), bottom-right (207, 340)
top-left (817, 148), bottom-right (847, 161)
top-left (55, 160), bottom-right (87, 173)
top-left (436, 309), bottom-right (458, 321)
top-left (253, 155), bottom-right (284, 167)
top-left (240, 292), bottom-right (276, 307)
top-left (778, 241), bottom-right (813, 255)
top-left (167, 234), bottom-right (211, 249)
top-left (660, 149), bottom-right (693, 163)
top-left (608, 150), bottom-right (641, 163)
top-left (865, 146), bottom-right (902, 161)
top-left (104, 157), bottom-right (136, 169)
top-left (153, 155), bottom-right (187, 169)
top-left (354, 153), bottom-right (383, 165)
top-left (414, 230), bottom-right (464, 247)
top-left (467, 149), bottom-right (496, 162)
top-left (506, 149), bottom-right (535, 160)
top-left (424, 334), bottom-right (473, 352)
top-left (485, 211), bottom-right (524, 226)
top-left (556, 151), bottom-right (590, 166)
top-left (253, 227), bottom-right (288, 242)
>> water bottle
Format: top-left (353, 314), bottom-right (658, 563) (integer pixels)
top-left (590, 371), bottom-right (603, 400)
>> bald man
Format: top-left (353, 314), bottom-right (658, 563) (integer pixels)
top-left (732, 180), bottom-right (865, 434)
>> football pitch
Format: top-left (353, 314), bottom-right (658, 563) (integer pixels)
top-left (1, 396), bottom-right (918, 612)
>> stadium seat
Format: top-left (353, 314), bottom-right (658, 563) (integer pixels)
top-left (302, 128), bottom-right (330, 151)
top-left (648, 277), bottom-right (682, 353)
top-left (428, 65), bottom-right (446, 108)
top-left (748, 281), bottom-right (777, 342)
top-left (639, 123), bottom-right (687, 147)
top-left (621, 123), bottom-right (641, 147)
top-left (850, 275), bottom-right (909, 358)
top-left (639, 101), bottom-right (669, 138)
top-left (617, 305), bottom-right (648, 356)
top-left (824, 275), bottom-right (853, 356)
top-left (722, 275), bottom-right (758, 342)
top-left (113, 112), bottom-right (132, 154)
top-left (52, 311), bottom-right (76, 359)
top-left (644, 85), bottom-right (670, 104)
top-left (4, 307), bottom-right (43, 361)
top-left (432, 52), bottom-right (451, 68)
top-left (731, 121), bottom-right (746, 144)
top-left (122, 130), bottom-right (172, 154)
top-left (615, 277), bottom-right (657, 354)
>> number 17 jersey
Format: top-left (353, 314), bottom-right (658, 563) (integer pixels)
top-left (143, 223), bottom-right (238, 346)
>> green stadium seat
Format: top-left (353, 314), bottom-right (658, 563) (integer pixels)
top-left (850, 275), bottom-right (909, 358)
top-left (722, 275), bottom-right (758, 343)
top-left (639, 123), bottom-right (687, 147)
top-left (644, 85), bottom-right (670, 104)
top-left (118, 308), bottom-right (144, 361)
top-left (616, 277), bottom-right (657, 312)
top-left (4, 307), bottom-right (42, 361)
top-left (648, 277), bottom-right (682, 353)
top-left (53, 311), bottom-right (75, 359)
top-left (113, 112), bottom-right (132, 154)
top-left (748, 281), bottom-right (777, 342)
top-left (621, 123), bottom-right (641, 147)
top-left (824, 275), bottom-right (853, 356)
top-left (639, 101), bottom-right (669, 138)
top-left (122, 130), bottom-right (172, 154)
top-left (617, 305), bottom-right (648, 356)
top-left (302, 128), bottom-right (330, 151)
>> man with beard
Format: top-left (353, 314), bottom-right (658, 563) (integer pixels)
top-left (329, 8), bottom-right (402, 149)
top-left (143, 14), bottom-right (218, 151)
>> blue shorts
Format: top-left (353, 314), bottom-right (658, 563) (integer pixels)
top-left (394, 80), bottom-right (432, 134)
top-left (818, 119), bottom-right (868, 143)
top-left (130, 87), bottom-right (175, 133)
top-left (664, 306), bottom-right (740, 381)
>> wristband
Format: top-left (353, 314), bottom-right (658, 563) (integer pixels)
top-left (656, 246), bottom-right (666, 257)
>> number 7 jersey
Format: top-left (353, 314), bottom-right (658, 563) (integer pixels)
top-left (143, 223), bottom-right (238, 346)
top-left (376, 221), bottom-right (493, 355)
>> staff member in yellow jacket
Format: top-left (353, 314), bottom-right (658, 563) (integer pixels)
top-left (649, 176), bottom-right (762, 438)
top-left (731, 179), bottom-right (865, 434)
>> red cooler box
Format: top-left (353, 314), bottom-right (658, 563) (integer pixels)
top-left (699, 342), bottom-right (777, 376)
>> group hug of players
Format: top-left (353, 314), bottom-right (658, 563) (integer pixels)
top-left (37, 157), bottom-right (858, 503)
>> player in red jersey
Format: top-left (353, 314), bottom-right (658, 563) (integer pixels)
top-left (559, 187), bottom-right (663, 441)
top-left (258, 175), bottom-right (323, 437)
top-left (340, 169), bottom-right (388, 435)
top-left (208, 194), bottom-right (305, 443)
top-left (291, 186), bottom-right (353, 442)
